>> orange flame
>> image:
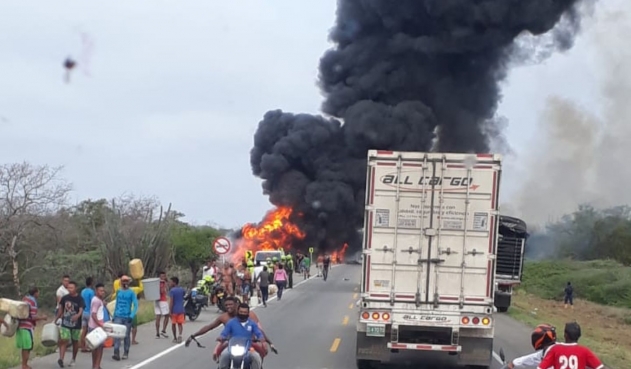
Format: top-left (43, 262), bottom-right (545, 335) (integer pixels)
top-left (330, 243), bottom-right (349, 263)
top-left (230, 207), bottom-right (305, 263)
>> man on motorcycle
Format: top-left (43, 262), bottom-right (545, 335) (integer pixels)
top-left (502, 323), bottom-right (557, 368)
top-left (215, 303), bottom-right (264, 369)
top-left (185, 297), bottom-right (276, 358)
top-left (197, 275), bottom-right (214, 306)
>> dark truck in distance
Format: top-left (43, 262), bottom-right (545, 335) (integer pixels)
top-left (495, 215), bottom-right (528, 312)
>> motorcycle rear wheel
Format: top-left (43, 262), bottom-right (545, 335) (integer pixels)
top-left (187, 307), bottom-right (201, 321)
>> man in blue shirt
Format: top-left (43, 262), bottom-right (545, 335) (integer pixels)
top-left (80, 277), bottom-right (95, 352)
top-left (168, 276), bottom-right (186, 343)
top-left (112, 275), bottom-right (138, 361)
top-left (216, 303), bottom-right (263, 369)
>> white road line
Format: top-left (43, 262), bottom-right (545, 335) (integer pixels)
top-left (128, 268), bottom-right (325, 369)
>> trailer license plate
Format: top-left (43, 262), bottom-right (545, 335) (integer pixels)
top-left (366, 324), bottom-right (385, 337)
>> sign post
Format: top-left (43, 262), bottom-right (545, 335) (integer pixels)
top-left (245, 250), bottom-right (253, 262)
top-left (213, 237), bottom-right (231, 266)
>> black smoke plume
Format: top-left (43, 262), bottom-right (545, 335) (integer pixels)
top-left (249, 0), bottom-right (586, 254)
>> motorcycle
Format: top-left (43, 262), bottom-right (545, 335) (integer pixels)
top-left (186, 335), bottom-right (278, 369)
top-left (184, 289), bottom-right (203, 321)
top-left (225, 336), bottom-right (254, 369)
top-left (212, 282), bottom-right (229, 312)
top-left (191, 288), bottom-right (210, 309)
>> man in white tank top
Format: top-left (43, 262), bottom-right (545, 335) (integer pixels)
top-left (55, 275), bottom-right (70, 317)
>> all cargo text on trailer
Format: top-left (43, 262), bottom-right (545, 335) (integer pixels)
top-left (380, 174), bottom-right (477, 188)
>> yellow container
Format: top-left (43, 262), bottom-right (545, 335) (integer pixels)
top-left (106, 300), bottom-right (116, 316)
top-left (129, 259), bottom-right (144, 280)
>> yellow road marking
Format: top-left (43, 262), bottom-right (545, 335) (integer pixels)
top-left (342, 316), bottom-right (349, 325)
top-left (330, 338), bottom-right (341, 352)
top-left (349, 303), bottom-right (354, 309)
top-left (353, 293), bottom-right (358, 299)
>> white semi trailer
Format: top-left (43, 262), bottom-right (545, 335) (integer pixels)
top-left (355, 150), bottom-right (502, 369)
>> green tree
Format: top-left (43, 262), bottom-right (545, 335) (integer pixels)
top-left (172, 225), bottom-right (220, 286)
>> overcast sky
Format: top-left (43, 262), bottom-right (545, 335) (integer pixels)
top-left (0, 0), bottom-right (624, 229)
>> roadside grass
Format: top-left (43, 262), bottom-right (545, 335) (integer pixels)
top-left (0, 300), bottom-right (154, 369)
top-left (520, 259), bottom-right (631, 307)
top-left (509, 259), bottom-right (631, 369)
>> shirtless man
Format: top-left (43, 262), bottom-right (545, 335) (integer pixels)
top-left (185, 297), bottom-right (276, 357)
top-left (222, 264), bottom-right (234, 296)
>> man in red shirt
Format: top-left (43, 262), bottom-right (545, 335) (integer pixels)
top-left (537, 322), bottom-right (605, 369)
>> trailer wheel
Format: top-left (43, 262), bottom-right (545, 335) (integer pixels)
top-left (356, 359), bottom-right (375, 369)
top-left (497, 306), bottom-right (508, 313)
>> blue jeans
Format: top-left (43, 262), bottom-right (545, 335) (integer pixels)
top-left (113, 317), bottom-right (132, 355)
top-left (242, 283), bottom-right (251, 296)
top-left (276, 280), bottom-right (287, 300)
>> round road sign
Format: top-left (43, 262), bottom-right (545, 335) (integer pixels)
top-left (213, 237), bottom-right (231, 255)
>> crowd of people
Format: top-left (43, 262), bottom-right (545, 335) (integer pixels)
top-left (6, 250), bottom-right (609, 369)
top-left (11, 272), bottom-right (159, 369)
top-left (8, 250), bottom-right (340, 369)
top-left (199, 251), bottom-right (338, 307)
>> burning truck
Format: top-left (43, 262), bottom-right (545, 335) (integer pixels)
top-left (225, 207), bottom-right (350, 265)
top-left (227, 206), bottom-right (527, 314)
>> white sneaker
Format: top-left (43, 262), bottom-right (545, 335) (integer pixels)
top-left (68, 360), bottom-right (75, 367)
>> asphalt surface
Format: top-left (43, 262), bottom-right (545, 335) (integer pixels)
top-left (132, 265), bottom-right (537, 369)
top-left (19, 265), bottom-right (537, 369)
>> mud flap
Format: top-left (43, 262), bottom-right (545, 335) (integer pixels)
top-left (356, 332), bottom-right (390, 362)
top-left (457, 337), bottom-right (493, 367)
top-left (494, 292), bottom-right (511, 311)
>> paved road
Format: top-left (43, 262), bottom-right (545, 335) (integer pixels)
top-left (20, 265), bottom-right (536, 369)
top-left (128, 265), bottom-right (536, 369)
top-left (14, 266), bottom-right (320, 369)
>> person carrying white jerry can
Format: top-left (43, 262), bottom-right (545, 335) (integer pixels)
top-left (111, 275), bottom-right (138, 361)
top-left (87, 283), bottom-right (107, 369)
top-left (16, 287), bottom-right (48, 369)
